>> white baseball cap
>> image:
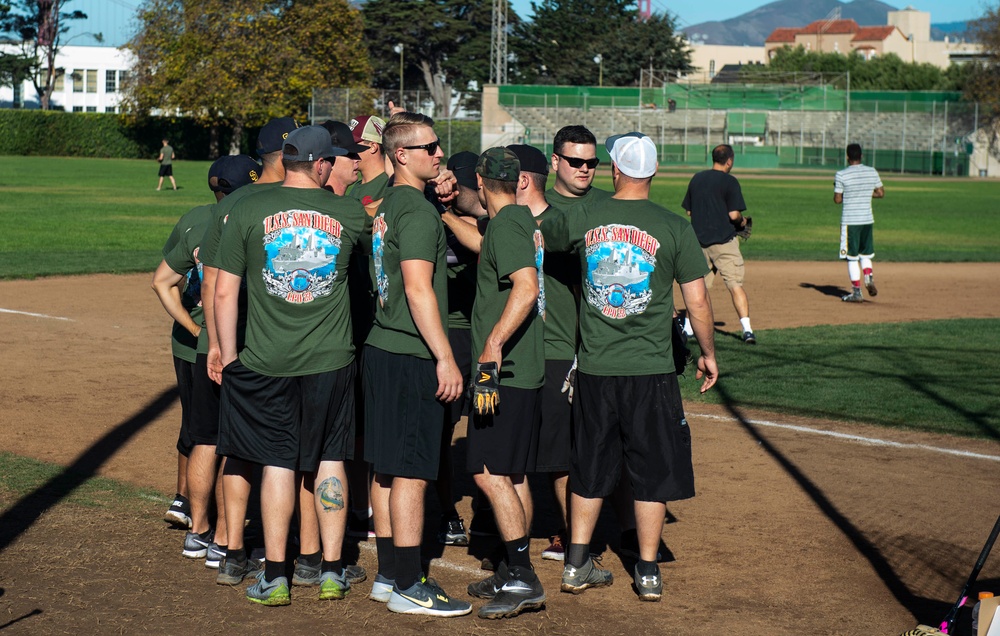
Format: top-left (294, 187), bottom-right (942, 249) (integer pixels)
top-left (605, 132), bottom-right (657, 179)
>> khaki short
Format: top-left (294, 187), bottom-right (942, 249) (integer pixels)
top-left (702, 238), bottom-right (745, 289)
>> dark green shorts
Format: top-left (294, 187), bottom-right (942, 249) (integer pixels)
top-left (840, 223), bottom-right (875, 259)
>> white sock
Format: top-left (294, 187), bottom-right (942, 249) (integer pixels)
top-left (740, 317), bottom-right (752, 333)
top-left (683, 317), bottom-right (694, 337)
top-left (847, 259), bottom-right (862, 283)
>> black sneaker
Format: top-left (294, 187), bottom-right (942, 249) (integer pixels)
top-left (478, 567), bottom-right (545, 619)
top-left (742, 330), bottom-right (756, 345)
top-left (387, 578), bottom-right (472, 617)
top-left (633, 563), bottom-right (662, 602)
top-left (182, 530), bottom-right (212, 559)
top-left (292, 559), bottom-right (321, 586)
top-left (438, 516), bottom-right (469, 546)
top-left (164, 493), bottom-right (191, 529)
top-left (468, 562), bottom-right (510, 599)
top-left (561, 556), bottom-right (613, 594)
top-left (216, 555), bottom-right (262, 585)
top-left (345, 564), bottom-right (367, 584)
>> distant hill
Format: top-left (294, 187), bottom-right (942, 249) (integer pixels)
top-left (680, 0), bottom-right (960, 46)
top-left (931, 21), bottom-right (972, 41)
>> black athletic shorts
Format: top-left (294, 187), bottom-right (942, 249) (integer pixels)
top-left (446, 327), bottom-right (472, 425)
top-left (158, 164), bottom-right (173, 177)
top-left (571, 372), bottom-right (694, 502)
top-left (189, 353), bottom-right (221, 446)
top-left (217, 359), bottom-right (355, 472)
top-left (173, 356), bottom-right (196, 457)
top-left (363, 345), bottom-right (445, 480)
top-left (467, 386), bottom-right (541, 475)
top-left (533, 359), bottom-right (574, 473)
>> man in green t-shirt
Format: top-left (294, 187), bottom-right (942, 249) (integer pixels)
top-left (362, 112), bottom-right (471, 618)
top-left (157, 138), bottom-right (177, 191)
top-left (541, 132), bottom-right (718, 604)
top-left (546, 125), bottom-right (612, 210)
top-left (464, 147), bottom-right (545, 620)
top-left (152, 154), bottom-right (262, 570)
top-left (348, 114), bottom-right (390, 204)
top-left (215, 126), bottom-right (367, 607)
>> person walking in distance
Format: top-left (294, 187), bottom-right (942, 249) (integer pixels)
top-left (834, 143), bottom-right (884, 303)
top-left (681, 144), bottom-right (755, 344)
top-left (157, 138), bottom-right (178, 191)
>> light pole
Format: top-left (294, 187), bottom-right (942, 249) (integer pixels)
top-left (593, 54), bottom-right (603, 87)
top-left (393, 43), bottom-right (404, 106)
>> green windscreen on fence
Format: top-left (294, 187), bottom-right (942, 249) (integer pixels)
top-left (726, 113), bottom-right (767, 135)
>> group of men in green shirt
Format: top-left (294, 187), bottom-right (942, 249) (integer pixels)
top-left (154, 112), bottom-right (719, 620)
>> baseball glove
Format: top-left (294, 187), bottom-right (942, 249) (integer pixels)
top-left (673, 317), bottom-right (692, 376)
top-left (473, 361), bottom-right (500, 415)
top-left (560, 356), bottom-right (578, 404)
top-left (736, 216), bottom-right (752, 241)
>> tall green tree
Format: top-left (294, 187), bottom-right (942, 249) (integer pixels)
top-left (0, 0), bottom-right (98, 109)
top-left (124, 0), bottom-right (371, 156)
top-left (602, 13), bottom-right (692, 86)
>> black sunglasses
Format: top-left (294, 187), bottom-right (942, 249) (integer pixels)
top-left (403, 139), bottom-right (440, 155)
top-left (556, 153), bottom-right (599, 169)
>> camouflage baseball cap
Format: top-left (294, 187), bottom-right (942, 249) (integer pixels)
top-left (476, 147), bottom-right (520, 182)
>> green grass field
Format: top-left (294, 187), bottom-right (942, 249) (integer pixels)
top-left (1, 155), bottom-right (998, 279)
top-left (1, 155), bottom-right (997, 439)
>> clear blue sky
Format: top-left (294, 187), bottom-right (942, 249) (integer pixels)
top-left (509, 0), bottom-right (984, 28)
top-left (69, 0), bottom-right (986, 48)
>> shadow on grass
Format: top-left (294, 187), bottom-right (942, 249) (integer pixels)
top-left (714, 381), bottom-right (955, 626)
top-left (0, 387), bottom-right (177, 553)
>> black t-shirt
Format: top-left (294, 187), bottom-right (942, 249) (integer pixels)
top-left (681, 169), bottom-right (747, 247)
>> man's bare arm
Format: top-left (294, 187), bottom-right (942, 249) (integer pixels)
top-left (400, 259), bottom-right (463, 402)
top-left (834, 193), bottom-right (843, 204)
top-left (873, 186), bottom-right (884, 199)
top-left (214, 270), bottom-right (242, 368)
top-left (201, 265), bottom-right (225, 383)
top-left (679, 277), bottom-right (718, 393)
top-left (441, 211), bottom-right (483, 254)
top-left (478, 267), bottom-right (538, 368)
top-left (151, 260), bottom-right (201, 337)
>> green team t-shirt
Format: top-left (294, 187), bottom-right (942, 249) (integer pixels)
top-left (214, 186), bottom-right (367, 376)
top-left (535, 206), bottom-right (580, 361)
top-left (541, 198), bottom-right (708, 377)
top-left (199, 181), bottom-right (281, 268)
top-left (471, 204), bottom-right (545, 389)
top-left (544, 185), bottom-right (612, 210)
top-left (160, 144), bottom-right (173, 166)
top-left (161, 204), bottom-right (213, 363)
top-left (366, 185), bottom-right (449, 360)
top-left (348, 172), bottom-right (390, 204)
top-left (164, 204), bottom-right (215, 356)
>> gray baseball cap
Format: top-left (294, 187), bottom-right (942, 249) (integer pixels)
top-left (282, 125), bottom-right (347, 162)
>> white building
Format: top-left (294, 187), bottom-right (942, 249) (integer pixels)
top-left (0, 44), bottom-right (134, 112)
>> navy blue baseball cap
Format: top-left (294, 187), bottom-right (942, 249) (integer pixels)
top-left (447, 151), bottom-right (480, 189)
top-left (256, 117), bottom-right (299, 156)
top-left (217, 155), bottom-right (262, 194)
top-left (321, 120), bottom-right (368, 154)
top-left (506, 144), bottom-right (548, 175)
top-left (208, 155), bottom-right (228, 192)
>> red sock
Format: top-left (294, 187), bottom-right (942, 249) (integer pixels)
top-left (851, 281), bottom-right (861, 289)
top-left (863, 268), bottom-right (873, 276)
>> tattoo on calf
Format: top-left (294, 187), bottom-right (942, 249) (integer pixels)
top-left (318, 476), bottom-right (345, 512)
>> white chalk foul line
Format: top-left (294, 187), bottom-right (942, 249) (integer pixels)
top-left (0, 307), bottom-right (73, 321)
top-left (691, 412), bottom-right (1000, 463)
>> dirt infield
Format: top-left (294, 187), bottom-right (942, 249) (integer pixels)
top-left (1, 263), bottom-right (999, 635)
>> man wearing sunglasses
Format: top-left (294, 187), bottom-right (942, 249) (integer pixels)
top-left (363, 112), bottom-right (471, 618)
top-left (547, 125), bottom-right (612, 209)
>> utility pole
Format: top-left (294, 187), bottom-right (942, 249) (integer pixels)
top-left (490, 0), bottom-right (508, 85)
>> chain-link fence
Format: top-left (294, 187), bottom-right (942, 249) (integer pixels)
top-left (490, 83), bottom-right (985, 176)
top-left (310, 88), bottom-right (482, 157)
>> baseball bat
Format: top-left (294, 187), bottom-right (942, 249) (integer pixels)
top-left (939, 511), bottom-right (1000, 634)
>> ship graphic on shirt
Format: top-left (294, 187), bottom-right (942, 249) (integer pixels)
top-left (261, 209), bottom-right (342, 304)
top-left (533, 229), bottom-right (546, 318)
top-left (584, 224), bottom-right (659, 320)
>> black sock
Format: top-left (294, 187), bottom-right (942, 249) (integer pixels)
top-left (376, 537), bottom-right (395, 580)
top-left (322, 559), bottom-right (342, 575)
top-left (298, 550), bottom-right (321, 568)
top-left (197, 528), bottom-right (212, 541)
top-left (264, 559), bottom-right (284, 582)
top-left (505, 536), bottom-right (532, 570)
top-left (394, 546), bottom-right (422, 590)
top-left (636, 560), bottom-right (658, 576)
top-left (173, 492), bottom-right (189, 504)
top-left (227, 547), bottom-right (246, 563)
top-left (567, 543), bottom-right (590, 568)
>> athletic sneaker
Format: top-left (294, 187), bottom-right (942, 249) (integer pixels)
top-left (163, 493), bottom-right (191, 529)
top-left (561, 556), bottom-right (614, 594)
top-left (386, 578), bottom-right (472, 617)
top-left (347, 510), bottom-right (376, 539)
top-left (864, 273), bottom-right (878, 297)
top-left (205, 542), bottom-right (225, 569)
top-left (437, 516), bottom-right (469, 546)
top-left (345, 564), bottom-right (367, 584)
top-left (468, 562), bottom-right (510, 599)
top-left (292, 559), bottom-right (321, 586)
top-left (182, 530), bottom-right (212, 559)
top-left (842, 288), bottom-right (863, 303)
top-left (318, 569), bottom-right (351, 600)
top-left (541, 533), bottom-right (566, 561)
top-left (216, 555), bottom-right (262, 585)
top-left (369, 573), bottom-right (395, 603)
top-left (742, 331), bottom-right (756, 345)
top-left (246, 575), bottom-right (291, 606)
top-left (634, 563), bottom-right (662, 602)
top-left (478, 567), bottom-right (546, 619)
